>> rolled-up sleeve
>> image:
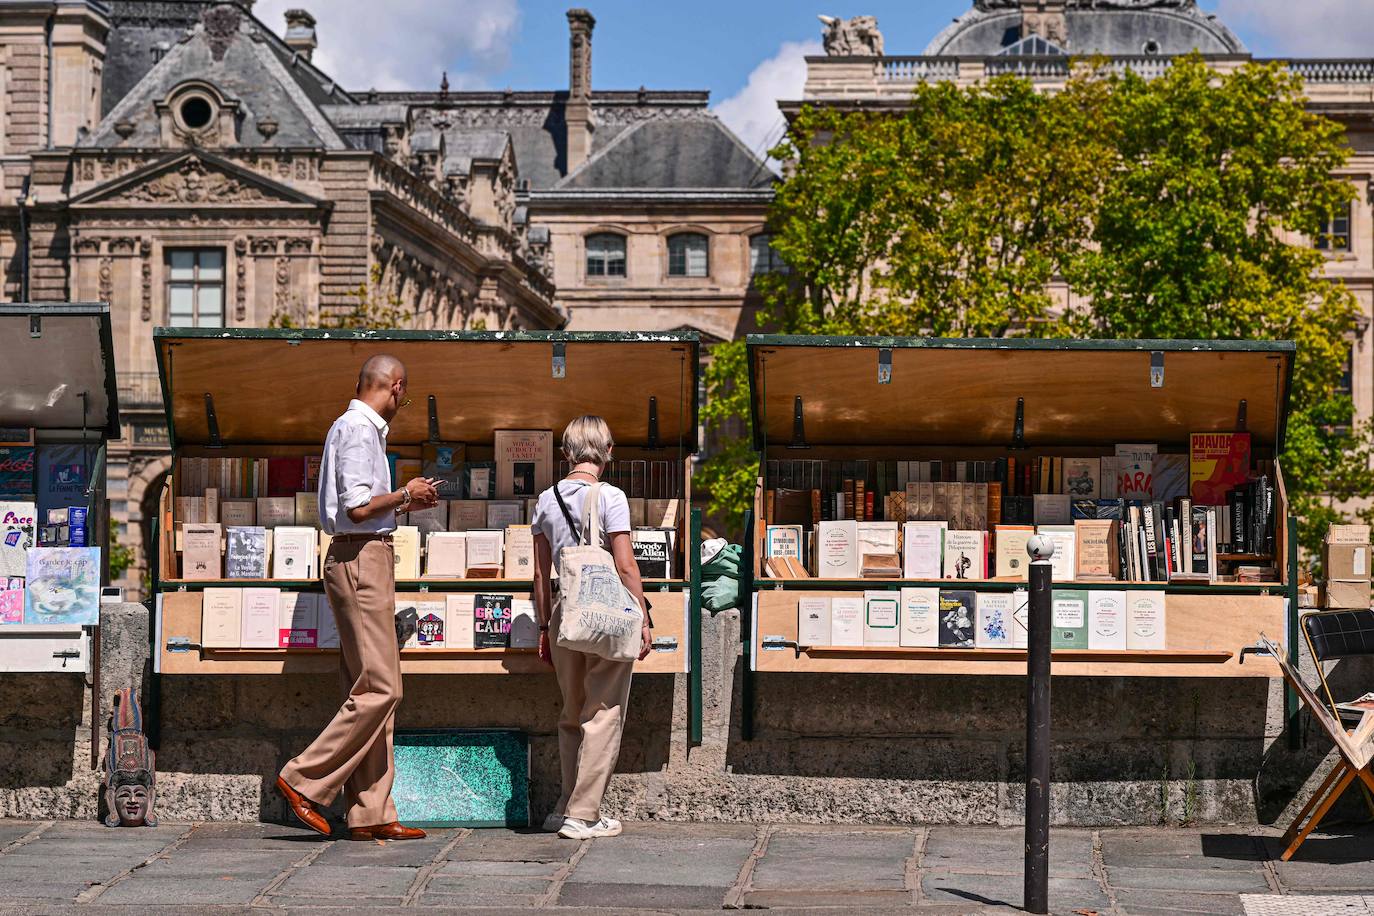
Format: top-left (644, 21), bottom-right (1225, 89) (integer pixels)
top-left (335, 424), bottom-right (376, 510)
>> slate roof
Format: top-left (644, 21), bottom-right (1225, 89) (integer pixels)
top-left (556, 116), bottom-right (774, 191)
top-left (926, 2), bottom-right (1246, 56)
top-left (443, 130), bottom-right (512, 176)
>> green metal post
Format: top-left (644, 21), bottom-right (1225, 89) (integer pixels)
top-left (689, 508), bottom-right (703, 750)
top-left (1286, 514), bottom-right (1301, 750)
top-left (741, 509), bottom-right (755, 742)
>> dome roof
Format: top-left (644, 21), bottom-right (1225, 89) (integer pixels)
top-left (925, 1), bottom-right (1246, 57)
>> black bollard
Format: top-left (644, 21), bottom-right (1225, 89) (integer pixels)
top-left (1024, 535), bottom-right (1054, 915)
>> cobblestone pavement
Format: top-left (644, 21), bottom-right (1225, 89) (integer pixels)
top-left (0, 820), bottom-right (1371, 914)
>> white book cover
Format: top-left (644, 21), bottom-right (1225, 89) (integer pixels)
top-left (1127, 590), bottom-right (1167, 650)
top-left (426, 532), bottom-right (467, 578)
top-left (942, 530), bottom-right (985, 580)
top-left (1061, 458), bottom-right (1100, 498)
top-left (0, 502), bottom-right (35, 579)
top-left (765, 525), bottom-right (803, 559)
top-left (277, 592), bottom-right (319, 648)
top-left (200, 587), bottom-right (242, 648)
top-left (830, 596), bottom-right (864, 646)
top-left (465, 530), bottom-right (504, 570)
top-left (976, 592), bottom-right (1015, 648)
top-left (816, 521), bottom-right (859, 579)
top-left (902, 522), bottom-right (946, 578)
top-left (392, 526), bottom-right (421, 579)
top-left (797, 596), bottom-right (831, 645)
top-left (445, 593), bottom-right (476, 649)
top-left (240, 588), bottom-right (281, 648)
top-left (487, 501), bottom-right (524, 529)
top-left (1012, 588), bottom-right (1029, 649)
top-left (504, 525), bottom-right (535, 579)
top-left (407, 502), bottom-right (448, 539)
top-left (899, 587), bottom-right (940, 647)
top-left (272, 526), bottom-right (317, 579)
top-left (1088, 590), bottom-right (1128, 650)
top-left (220, 499), bottom-right (255, 527)
top-left (856, 522), bottom-right (900, 558)
top-left (317, 594), bottom-right (340, 649)
top-left (1115, 443), bottom-right (1158, 462)
top-left (411, 597), bottom-right (447, 648)
top-left (510, 598), bottom-right (538, 648)
top-left (863, 590), bottom-right (900, 647)
top-left (1038, 525), bottom-right (1076, 583)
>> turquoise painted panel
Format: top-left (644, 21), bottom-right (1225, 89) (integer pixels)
top-left (392, 729), bottom-right (529, 828)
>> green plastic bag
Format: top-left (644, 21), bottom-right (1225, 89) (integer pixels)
top-left (701, 541), bottom-right (742, 612)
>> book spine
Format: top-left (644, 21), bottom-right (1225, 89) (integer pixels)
top-left (1142, 503), bottom-right (1159, 581)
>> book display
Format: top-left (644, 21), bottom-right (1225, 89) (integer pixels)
top-left (744, 337), bottom-right (1291, 686)
top-left (152, 329), bottom-right (700, 678)
top-left (0, 304), bottom-right (119, 673)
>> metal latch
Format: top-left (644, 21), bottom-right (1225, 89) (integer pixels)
top-left (878, 348), bottom-right (892, 384)
top-left (651, 636), bottom-right (678, 652)
top-left (762, 635), bottom-right (795, 651)
top-left (166, 636), bottom-right (197, 653)
top-left (1150, 351), bottom-right (1164, 388)
top-left (52, 648), bottom-right (80, 667)
top-left (552, 342), bottom-right (566, 378)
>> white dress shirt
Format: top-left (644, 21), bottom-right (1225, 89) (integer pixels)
top-left (318, 399), bottom-right (395, 535)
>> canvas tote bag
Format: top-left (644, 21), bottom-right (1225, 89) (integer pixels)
top-left (552, 481), bottom-right (643, 661)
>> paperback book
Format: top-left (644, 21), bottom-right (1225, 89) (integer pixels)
top-left (494, 430), bottom-right (553, 499)
top-left (474, 593), bottom-right (513, 648)
top-left (899, 587), bottom-right (940, 647)
top-left (421, 442), bottom-right (466, 499)
top-left (225, 526), bottom-right (267, 579)
top-left (23, 547), bottom-right (100, 625)
top-left (938, 590), bottom-right (976, 648)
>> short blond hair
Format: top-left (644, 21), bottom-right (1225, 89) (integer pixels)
top-left (561, 415), bottom-right (614, 466)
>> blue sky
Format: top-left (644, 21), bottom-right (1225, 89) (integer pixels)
top-left (253, 0), bottom-right (1373, 159)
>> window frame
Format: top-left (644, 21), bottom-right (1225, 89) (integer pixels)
top-left (749, 232), bottom-right (788, 278)
top-left (584, 231), bottom-right (628, 279)
top-left (666, 231), bottom-right (710, 279)
top-left (1317, 200), bottom-right (1353, 254)
top-left (165, 247), bottom-right (226, 328)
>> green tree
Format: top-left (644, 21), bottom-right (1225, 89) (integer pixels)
top-left (270, 264), bottom-right (412, 330)
top-left (108, 518), bottom-right (133, 580)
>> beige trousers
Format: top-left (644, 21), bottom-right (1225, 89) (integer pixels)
top-left (280, 537), bottom-right (401, 828)
top-left (550, 610), bottom-right (635, 822)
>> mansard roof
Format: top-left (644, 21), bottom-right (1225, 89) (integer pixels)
top-left (84, 3), bottom-right (346, 149)
top-left (555, 116), bottom-right (774, 192)
top-left (444, 130), bottom-right (513, 176)
top-left (926, 0), bottom-right (1245, 57)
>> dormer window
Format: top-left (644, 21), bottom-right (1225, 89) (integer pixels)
top-left (157, 81), bottom-right (238, 148)
top-left (177, 95), bottom-right (215, 132)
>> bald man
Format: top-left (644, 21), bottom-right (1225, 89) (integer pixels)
top-left (276, 354), bottom-right (439, 841)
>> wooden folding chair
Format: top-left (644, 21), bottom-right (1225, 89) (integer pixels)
top-left (1260, 631), bottom-right (1374, 861)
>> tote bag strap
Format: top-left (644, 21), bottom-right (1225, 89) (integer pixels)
top-left (552, 482), bottom-right (583, 544)
top-left (581, 481), bottom-right (603, 548)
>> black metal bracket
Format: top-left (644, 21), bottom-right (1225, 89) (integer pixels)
top-left (1236, 399), bottom-right (1248, 433)
top-left (1238, 642), bottom-right (1273, 665)
top-left (646, 396), bottom-right (660, 450)
top-left (204, 393), bottom-right (223, 448)
top-left (787, 395), bottom-right (809, 450)
top-left (761, 635), bottom-right (802, 658)
top-left (878, 348), bottom-right (892, 385)
top-left (1150, 351), bottom-right (1165, 388)
top-left (427, 394), bottom-right (440, 442)
top-left (1011, 397), bottom-right (1027, 450)
top-left (552, 342), bottom-right (566, 379)
top-left (29, 315), bottom-right (40, 338)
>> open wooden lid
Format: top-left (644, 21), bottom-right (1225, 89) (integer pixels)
top-left (748, 336), bottom-right (1295, 449)
top-left (0, 303), bottom-right (120, 438)
top-left (154, 329), bottom-right (700, 449)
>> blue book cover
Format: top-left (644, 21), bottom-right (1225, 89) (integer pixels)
top-left (23, 546), bottom-right (100, 626)
top-left (36, 444), bottom-right (88, 521)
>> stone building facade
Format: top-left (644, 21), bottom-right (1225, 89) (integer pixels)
top-left (0, 1), bottom-right (773, 594)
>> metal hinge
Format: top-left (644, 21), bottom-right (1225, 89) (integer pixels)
top-left (651, 636), bottom-right (678, 653)
top-left (762, 635), bottom-right (798, 653)
top-left (166, 636), bottom-right (199, 653)
top-left (877, 348), bottom-right (892, 384)
top-left (552, 342), bottom-right (566, 378)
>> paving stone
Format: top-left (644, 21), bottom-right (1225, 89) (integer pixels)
top-left (1277, 859), bottom-right (1374, 889)
top-left (566, 824), bottom-right (755, 887)
top-left (556, 881), bottom-right (729, 909)
top-left (128, 849), bottom-right (291, 877)
top-left (1114, 888), bottom-right (1246, 914)
top-left (263, 895), bottom-right (407, 907)
top-left (447, 829), bottom-right (576, 863)
top-left (0, 875), bottom-right (109, 901)
top-left (426, 875), bottom-right (552, 896)
top-left (273, 863), bottom-right (419, 897)
top-left (752, 828), bottom-right (915, 891)
top-left (923, 826), bottom-right (1094, 879)
top-left (1103, 852), bottom-right (1273, 872)
top-left (742, 889), bottom-right (916, 908)
top-left (0, 823), bottom-right (40, 846)
top-left (417, 892), bottom-right (545, 908)
top-left (438, 859), bottom-right (561, 877)
top-left (1104, 830), bottom-right (1267, 861)
top-left (921, 870), bottom-right (1110, 910)
top-left (4, 837), bottom-right (172, 859)
top-left (312, 830), bottom-right (457, 867)
top-left (1109, 864), bottom-right (1271, 893)
top-left (1259, 831), bottom-right (1374, 864)
top-left (179, 822), bottom-right (325, 849)
top-left (94, 876), bottom-right (268, 905)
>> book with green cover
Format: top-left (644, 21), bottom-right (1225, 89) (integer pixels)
top-left (1051, 588), bottom-right (1089, 649)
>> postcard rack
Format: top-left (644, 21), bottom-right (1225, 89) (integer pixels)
top-left (740, 337), bottom-right (1297, 730)
top-left (150, 329), bottom-right (702, 679)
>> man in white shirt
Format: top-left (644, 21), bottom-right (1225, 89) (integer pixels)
top-left (276, 354), bottom-right (438, 841)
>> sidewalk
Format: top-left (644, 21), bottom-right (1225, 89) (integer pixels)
top-left (0, 819), bottom-right (1371, 915)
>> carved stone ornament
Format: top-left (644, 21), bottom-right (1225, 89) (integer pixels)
top-left (202, 4), bottom-right (242, 62)
top-left (140, 239), bottom-right (153, 322)
top-left (975, 0), bottom-right (1193, 8)
top-left (103, 688), bottom-right (158, 827)
top-left (119, 159), bottom-right (270, 205)
top-left (234, 237), bottom-right (248, 320)
top-left (818, 15), bottom-right (884, 56)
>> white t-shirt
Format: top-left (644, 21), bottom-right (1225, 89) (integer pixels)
top-left (530, 479), bottom-right (631, 570)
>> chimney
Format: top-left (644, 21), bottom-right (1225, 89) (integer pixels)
top-left (284, 9), bottom-right (317, 61)
top-left (565, 8), bottom-right (595, 172)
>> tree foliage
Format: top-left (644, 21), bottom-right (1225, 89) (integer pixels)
top-left (704, 55), bottom-right (1368, 558)
top-left (270, 264), bottom-right (413, 330)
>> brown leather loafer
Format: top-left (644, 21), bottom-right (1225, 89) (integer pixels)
top-left (275, 776), bottom-right (330, 837)
top-left (348, 822), bottom-right (427, 841)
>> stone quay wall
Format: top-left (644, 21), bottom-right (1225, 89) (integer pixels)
top-left (0, 601), bottom-right (1359, 827)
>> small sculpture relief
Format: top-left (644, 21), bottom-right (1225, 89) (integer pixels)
top-left (103, 688), bottom-right (158, 827)
top-left (818, 15), bottom-right (884, 57)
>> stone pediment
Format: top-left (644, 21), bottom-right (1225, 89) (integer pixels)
top-left (70, 152), bottom-right (326, 209)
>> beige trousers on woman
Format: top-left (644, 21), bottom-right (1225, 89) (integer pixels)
top-left (550, 609), bottom-right (635, 822)
top-left (280, 537), bottom-right (401, 828)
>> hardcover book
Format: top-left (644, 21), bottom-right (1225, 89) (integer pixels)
top-left (494, 430), bottom-right (553, 499)
top-left (1117, 459), bottom-right (1153, 501)
top-left (766, 525), bottom-right (803, 559)
top-left (938, 589), bottom-right (977, 648)
top-left (445, 594), bottom-right (476, 649)
top-left (902, 521), bottom-right (946, 579)
top-left (1033, 494), bottom-right (1071, 526)
top-left (465, 530), bottom-right (504, 573)
top-left (293, 492), bottom-right (318, 527)
top-left (1074, 519), bottom-right (1118, 580)
top-left (899, 587), bottom-right (940, 647)
top-left (473, 593), bottom-right (513, 648)
top-left (798, 596), bottom-right (832, 645)
top-left (0, 501), bottom-right (36, 578)
top-left (1061, 457), bottom-right (1100, 498)
top-left (23, 547), bottom-right (100, 625)
top-left (317, 595), bottom-right (340, 649)
top-left (421, 441), bottom-right (466, 499)
top-left (1038, 525), bottom-right (1077, 583)
top-left (486, 501), bottom-right (524, 530)
top-left (410, 597), bottom-right (447, 648)
top-left (277, 592), bottom-right (319, 648)
top-left (272, 526), bottom-right (317, 580)
top-left (816, 521), bottom-right (859, 579)
top-left (509, 598), bottom-right (538, 648)
top-left (255, 497), bottom-right (295, 529)
top-left (1152, 453), bottom-right (1189, 502)
top-left (1051, 588), bottom-right (1089, 649)
top-left (993, 525), bottom-right (1035, 579)
top-left (1127, 590), bottom-right (1167, 650)
top-left (863, 591), bottom-right (900, 647)
top-left (942, 530), bottom-right (985, 580)
top-left (266, 457), bottom-right (304, 497)
top-left (975, 592), bottom-right (1014, 649)
top-left (201, 587), bottom-right (242, 648)
top-left (239, 588), bottom-right (281, 648)
top-left (464, 462), bottom-right (496, 500)
top-left (182, 523), bottom-right (223, 580)
top-left (1190, 432), bottom-right (1251, 506)
top-left (392, 526), bottom-right (421, 579)
top-left (448, 500), bottom-right (487, 531)
top-left (426, 532), bottom-right (468, 578)
top-left (829, 596), bottom-right (864, 646)
top-left (407, 502), bottom-right (448, 539)
top-left (220, 499), bottom-right (255, 527)
top-left (1087, 590), bottom-right (1126, 650)
top-left (204, 487), bottom-right (219, 524)
top-left (857, 521), bottom-right (900, 557)
top-left (504, 525), bottom-right (535, 579)
top-left (861, 553), bottom-right (902, 579)
top-left (0, 445), bottom-right (35, 497)
top-left (632, 528), bottom-right (676, 578)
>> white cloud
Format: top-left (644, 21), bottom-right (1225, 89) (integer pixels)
top-left (253, 0), bottom-right (520, 92)
top-left (1217, 0), bottom-right (1374, 56)
top-left (713, 39), bottom-right (821, 166)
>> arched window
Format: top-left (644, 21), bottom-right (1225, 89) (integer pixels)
top-left (667, 232), bottom-right (709, 278)
top-left (749, 233), bottom-right (788, 276)
top-left (585, 232), bottom-right (626, 277)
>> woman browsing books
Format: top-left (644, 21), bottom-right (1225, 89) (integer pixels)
top-left (531, 415), bottom-right (652, 840)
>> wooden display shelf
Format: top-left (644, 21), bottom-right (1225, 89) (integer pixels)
top-left (160, 577), bottom-right (688, 591)
top-left (753, 577), bottom-right (1282, 594)
top-left (802, 646), bottom-right (1232, 662)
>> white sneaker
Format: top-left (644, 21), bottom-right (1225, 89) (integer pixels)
top-left (541, 812), bottom-right (565, 833)
top-left (557, 816), bottom-right (622, 840)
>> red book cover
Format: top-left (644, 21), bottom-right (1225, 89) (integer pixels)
top-left (1190, 432), bottom-right (1251, 506)
top-left (267, 457), bottom-right (304, 497)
